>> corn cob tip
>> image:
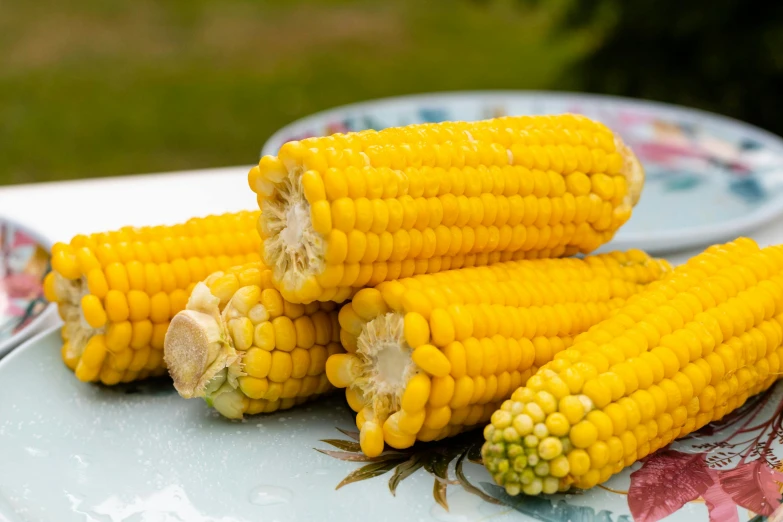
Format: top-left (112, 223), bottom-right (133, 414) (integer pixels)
top-left (164, 283), bottom-right (242, 412)
top-left (165, 310), bottom-right (226, 398)
top-left (257, 171), bottom-right (327, 304)
top-left (50, 270), bottom-right (110, 382)
top-left (618, 139), bottom-right (644, 208)
top-left (329, 311), bottom-right (415, 413)
top-left (327, 310), bottom-right (424, 456)
top-left (482, 238), bottom-right (783, 496)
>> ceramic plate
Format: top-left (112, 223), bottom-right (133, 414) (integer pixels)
top-left (2, 327), bottom-right (782, 522)
top-left (263, 91), bottom-right (783, 254)
top-left (0, 216), bottom-right (54, 358)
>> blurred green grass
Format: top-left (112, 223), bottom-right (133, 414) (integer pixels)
top-left (0, 0), bottom-right (589, 185)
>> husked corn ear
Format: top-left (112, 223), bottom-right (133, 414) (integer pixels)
top-left (483, 238), bottom-right (783, 496)
top-left (164, 261), bottom-right (342, 419)
top-left (250, 114), bottom-right (645, 304)
top-left (325, 250), bottom-right (670, 456)
top-left (46, 211), bottom-right (261, 385)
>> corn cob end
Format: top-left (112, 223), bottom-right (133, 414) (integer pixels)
top-left (327, 311), bottom-right (418, 456)
top-left (49, 271), bottom-right (110, 382)
top-left (256, 168), bottom-right (330, 304)
top-left (165, 261), bottom-right (344, 419)
top-left (619, 139), bottom-right (645, 208)
top-left (481, 385), bottom-right (587, 496)
top-left (164, 282), bottom-right (244, 417)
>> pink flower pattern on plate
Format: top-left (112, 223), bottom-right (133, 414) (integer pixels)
top-left (0, 221), bottom-right (50, 342)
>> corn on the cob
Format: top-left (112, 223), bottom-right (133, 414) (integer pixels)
top-left (164, 261), bottom-right (343, 419)
top-left (250, 114), bottom-right (645, 304)
top-left (482, 238), bottom-right (783, 496)
top-left (43, 211), bottom-right (261, 385)
top-left (325, 251), bottom-right (670, 457)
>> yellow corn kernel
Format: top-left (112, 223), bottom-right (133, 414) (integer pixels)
top-left (383, 413), bottom-right (416, 449)
top-left (81, 295), bottom-right (107, 328)
top-left (244, 347), bottom-right (272, 378)
top-left (429, 309), bottom-right (456, 347)
top-left (261, 289), bottom-right (284, 318)
top-left (229, 317), bottom-right (254, 351)
top-left (86, 269), bottom-right (109, 299)
top-left (302, 170), bottom-right (326, 202)
top-left (105, 263), bottom-right (130, 292)
top-left (151, 323), bottom-right (167, 350)
top-left (75, 359), bottom-right (101, 382)
top-left (290, 348), bottom-right (310, 379)
top-left (399, 409), bottom-right (426, 434)
top-left (239, 376), bottom-right (269, 400)
top-left (401, 373), bottom-right (432, 412)
top-left (306, 345), bottom-right (328, 377)
top-left (352, 288), bottom-right (389, 320)
top-left (449, 376), bottom-right (474, 409)
top-left (127, 290), bottom-right (151, 322)
top-left (428, 375), bottom-right (455, 407)
top-left (412, 345), bottom-right (452, 377)
top-left (331, 198), bottom-right (356, 232)
top-left (443, 341), bottom-right (467, 378)
top-left (81, 335), bottom-right (107, 368)
top-left (52, 249), bottom-right (81, 280)
top-left (338, 304), bottom-right (364, 337)
top-left (110, 345), bottom-right (135, 371)
top-left (325, 353), bottom-right (362, 388)
top-left (404, 312), bottom-right (430, 348)
top-left (105, 290), bottom-right (129, 323)
top-left (272, 317), bottom-right (296, 352)
top-left (105, 321), bottom-right (132, 352)
top-left (360, 420), bottom-right (384, 457)
top-left (254, 322), bottom-right (275, 351)
top-left (293, 316), bottom-right (316, 349)
top-left (268, 351), bottom-right (293, 383)
top-left (345, 386), bottom-right (366, 412)
top-left (149, 292), bottom-right (170, 323)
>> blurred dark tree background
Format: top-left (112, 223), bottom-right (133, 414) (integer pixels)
top-left (1, 0), bottom-right (781, 185)
top-left (526, 0), bottom-right (783, 135)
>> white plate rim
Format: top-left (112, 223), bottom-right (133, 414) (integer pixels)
top-left (0, 215), bottom-right (58, 358)
top-left (0, 324), bottom-right (59, 371)
top-left (260, 90), bottom-right (783, 253)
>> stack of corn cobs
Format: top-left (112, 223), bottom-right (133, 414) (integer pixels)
top-left (44, 114), bottom-right (783, 497)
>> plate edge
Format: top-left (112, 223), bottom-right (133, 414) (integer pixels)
top-left (0, 325), bottom-right (60, 371)
top-left (260, 90), bottom-right (783, 156)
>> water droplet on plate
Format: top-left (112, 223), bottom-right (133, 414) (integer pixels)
top-left (429, 489), bottom-right (493, 521)
top-left (313, 468), bottom-right (329, 476)
top-left (25, 447), bottom-right (49, 457)
top-left (430, 504), bottom-right (472, 522)
top-left (71, 455), bottom-right (89, 468)
top-left (248, 485), bottom-right (294, 506)
top-left (65, 492), bottom-right (85, 511)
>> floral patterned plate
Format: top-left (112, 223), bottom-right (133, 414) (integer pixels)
top-left (0, 216), bottom-right (54, 358)
top-left (263, 91), bottom-right (783, 254)
top-left (1, 327), bottom-right (781, 522)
